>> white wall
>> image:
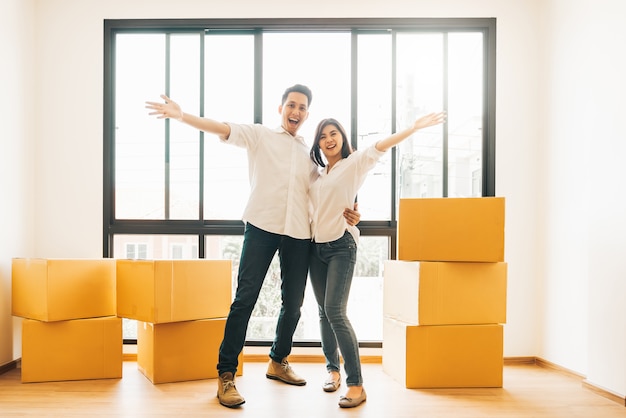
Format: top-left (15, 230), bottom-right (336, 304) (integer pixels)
top-left (3, 0), bottom-right (624, 400)
top-left (538, 0), bottom-right (626, 396)
top-left (0, 0), bottom-right (544, 371)
top-left (0, 0), bottom-right (36, 367)
top-left (30, 0), bottom-right (543, 359)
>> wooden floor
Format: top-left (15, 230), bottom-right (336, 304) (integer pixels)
top-left (1, 360), bottom-right (625, 417)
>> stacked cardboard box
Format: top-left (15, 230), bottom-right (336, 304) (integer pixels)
top-left (12, 258), bottom-right (121, 383)
top-left (382, 197), bottom-right (507, 388)
top-left (116, 259), bottom-right (240, 384)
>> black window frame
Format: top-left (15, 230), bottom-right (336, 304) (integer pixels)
top-left (103, 18), bottom-right (496, 346)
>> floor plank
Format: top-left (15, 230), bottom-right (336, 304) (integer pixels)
top-left (0, 361), bottom-right (625, 417)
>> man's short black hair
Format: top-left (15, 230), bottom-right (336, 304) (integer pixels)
top-left (282, 84), bottom-right (312, 107)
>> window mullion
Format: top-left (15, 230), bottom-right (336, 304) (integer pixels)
top-left (442, 32), bottom-right (449, 198)
top-left (164, 34), bottom-right (171, 220)
top-left (391, 30), bottom-right (398, 223)
top-left (199, 31), bottom-right (206, 257)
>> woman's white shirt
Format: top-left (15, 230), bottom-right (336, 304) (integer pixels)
top-left (309, 145), bottom-right (386, 245)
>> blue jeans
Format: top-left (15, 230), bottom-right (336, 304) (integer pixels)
top-left (309, 231), bottom-right (363, 387)
top-left (217, 223), bottom-right (310, 375)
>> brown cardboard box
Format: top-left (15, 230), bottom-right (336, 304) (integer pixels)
top-left (116, 259), bottom-right (232, 323)
top-left (137, 318), bottom-right (243, 384)
top-left (382, 317), bottom-right (503, 388)
top-left (383, 260), bottom-right (507, 325)
top-left (12, 258), bottom-right (116, 322)
top-left (21, 316), bottom-right (122, 383)
top-left (398, 197), bottom-right (505, 262)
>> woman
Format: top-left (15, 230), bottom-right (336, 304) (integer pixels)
top-left (308, 111), bottom-right (445, 408)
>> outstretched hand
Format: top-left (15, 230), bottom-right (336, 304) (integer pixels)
top-left (412, 111), bottom-right (446, 131)
top-left (145, 94), bottom-right (184, 121)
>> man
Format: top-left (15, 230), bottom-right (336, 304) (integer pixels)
top-left (146, 85), bottom-right (360, 408)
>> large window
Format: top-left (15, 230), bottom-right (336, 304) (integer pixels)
top-left (104, 18), bottom-right (496, 345)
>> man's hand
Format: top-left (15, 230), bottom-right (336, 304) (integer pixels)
top-left (146, 94), bottom-right (184, 121)
top-left (343, 202), bottom-right (361, 226)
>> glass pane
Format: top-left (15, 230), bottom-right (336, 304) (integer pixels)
top-left (113, 234), bottom-right (199, 260)
top-left (115, 34), bottom-right (166, 219)
top-left (205, 234), bottom-right (387, 342)
top-left (169, 34), bottom-right (201, 219)
top-left (396, 33), bottom-right (445, 201)
top-left (203, 35), bottom-right (254, 220)
top-left (204, 235), bottom-right (287, 340)
top-left (263, 32), bottom-right (351, 147)
top-left (113, 234), bottom-right (200, 339)
top-left (205, 234), bottom-right (309, 340)
top-left (356, 33), bottom-right (392, 220)
top-left (448, 32), bottom-right (484, 197)
top-left (301, 236), bottom-right (387, 341)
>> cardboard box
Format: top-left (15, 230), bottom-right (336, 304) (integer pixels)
top-left (116, 259), bottom-right (232, 323)
top-left (21, 316), bottom-right (122, 383)
top-left (398, 197), bottom-right (505, 262)
top-left (137, 318), bottom-right (243, 384)
top-left (383, 260), bottom-right (507, 325)
top-left (12, 258), bottom-right (116, 322)
top-left (382, 318), bottom-right (503, 388)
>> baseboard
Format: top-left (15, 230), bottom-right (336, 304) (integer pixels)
top-left (535, 357), bottom-right (626, 407)
top-left (121, 353), bottom-right (537, 365)
top-left (242, 353), bottom-right (381, 363)
top-left (534, 357), bottom-right (585, 379)
top-left (502, 356), bottom-right (536, 365)
top-left (582, 379), bottom-right (626, 407)
top-left (0, 359), bottom-right (19, 375)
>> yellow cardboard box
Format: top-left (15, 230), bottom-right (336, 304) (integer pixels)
top-left (383, 260), bottom-right (507, 325)
top-left (116, 259), bottom-right (232, 323)
top-left (398, 197), bottom-right (505, 262)
top-left (383, 318), bottom-right (503, 388)
top-left (137, 318), bottom-right (243, 384)
top-left (21, 316), bottom-right (122, 383)
top-left (12, 258), bottom-right (116, 322)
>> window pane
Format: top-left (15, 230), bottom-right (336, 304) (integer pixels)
top-left (113, 234), bottom-right (199, 260)
top-left (263, 32), bottom-right (351, 147)
top-left (448, 32), bottom-right (484, 197)
top-left (205, 234), bottom-right (311, 340)
top-left (205, 235), bottom-right (286, 340)
top-left (170, 34), bottom-right (201, 219)
top-left (205, 234), bottom-right (386, 342)
top-left (115, 34), bottom-right (166, 219)
top-left (356, 34), bottom-right (393, 220)
top-left (396, 33), bottom-right (445, 201)
top-left (203, 35), bottom-right (254, 220)
top-left (301, 236), bottom-right (388, 341)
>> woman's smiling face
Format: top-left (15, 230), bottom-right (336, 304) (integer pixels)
top-left (318, 124), bottom-right (344, 163)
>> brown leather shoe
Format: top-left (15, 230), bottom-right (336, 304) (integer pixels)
top-left (217, 372), bottom-right (245, 408)
top-left (338, 388), bottom-right (367, 408)
top-left (266, 358), bottom-right (307, 386)
top-left (323, 372), bottom-right (341, 392)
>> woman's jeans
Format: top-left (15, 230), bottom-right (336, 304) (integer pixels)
top-left (309, 231), bottom-right (363, 387)
top-left (217, 223), bottom-right (310, 375)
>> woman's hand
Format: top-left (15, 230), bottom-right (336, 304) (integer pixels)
top-left (412, 111), bottom-right (446, 131)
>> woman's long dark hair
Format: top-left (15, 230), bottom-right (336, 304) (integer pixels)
top-left (309, 118), bottom-right (354, 167)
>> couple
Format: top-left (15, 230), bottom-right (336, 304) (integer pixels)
top-left (146, 85), bottom-right (445, 409)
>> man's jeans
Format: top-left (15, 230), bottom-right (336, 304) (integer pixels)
top-left (217, 223), bottom-right (310, 375)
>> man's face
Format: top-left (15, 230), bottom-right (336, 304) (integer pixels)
top-left (279, 92), bottom-right (309, 136)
